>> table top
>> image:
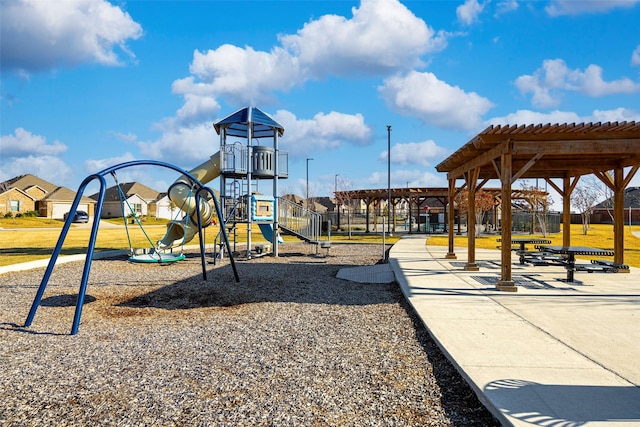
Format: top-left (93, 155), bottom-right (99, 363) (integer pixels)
top-left (536, 245), bottom-right (614, 256)
top-left (497, 238), bottom-right (552, 244)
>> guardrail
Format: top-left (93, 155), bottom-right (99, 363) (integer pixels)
top-left (277, 197), bottom-right (321, 243)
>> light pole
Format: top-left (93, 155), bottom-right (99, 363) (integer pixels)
top-left (335, 173), bottom-right (340, 230)
top-left (387, 125), bottom-right (392, 234)
top-left (306, 158), bottom-right (314, 210)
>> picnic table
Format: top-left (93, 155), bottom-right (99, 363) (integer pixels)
top-left (497, 238), bottom-right (552, 264)
top-left (535, 245), bottom-right (614, 282)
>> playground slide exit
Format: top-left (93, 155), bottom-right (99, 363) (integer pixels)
top-left (157, 152), bottom-right (221, 249)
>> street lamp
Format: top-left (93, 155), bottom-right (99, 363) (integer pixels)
top-left (335, 173), bottom-right (340, 229)
top-left (387, 125), bottom-right (392, 234)
top-left (306, 158), bottom-right (314, 210)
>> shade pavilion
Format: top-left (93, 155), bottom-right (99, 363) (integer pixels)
top-left (435, 121), bottom-right (640, 292)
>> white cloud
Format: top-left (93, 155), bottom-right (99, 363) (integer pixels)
top-left (487, 109), bottom-right (582, 126)
top-left (380, 140), bottom-right (449, 167)
top-left (150, 77), bottom-right (221, 132)
top-left (84, 152), bottom-right (162, 192)
top-left (138, 123), bottom-right (219, 167)
top-left (158, 0), bottom-right (450, 153)
top-left (84, 152), bottom-right (138, 175)
top-left (495, 0), bottom-right (519, 16)
top-left (379, 71), bottom-right (494, 131)
top-left (589, 108), bottom-right (640, 122)
top-left (0, 127), bottom-right (67, 157)
top-left (0, 0), bottom-right (143, 74)
top-left (280, 0), bottom-right (446, 76)
top-left (366, 169), bottom-right (445, 188)
top-left (274, 110), bottom-right (372, 157)
top-left (0, 155), bottom-right (75, 187)
top-left (457, 0), bottom-right (486, 25)
top-left (178, 0), bottom-right (448, 110)
top-left (0, 128), bottom-right (76, 187)
top-left (515, 59), bottom-right (640, 108)
top-left (189, 45), bottom-right (301, 106)
top-left (487, 107), bottom-right (640, 127)
top-left (632, 45), bottom-right (640, 66)
top-left (111, 132), bottom-right (138, 144)
top-left (546, 0), bottom-right (640, 16)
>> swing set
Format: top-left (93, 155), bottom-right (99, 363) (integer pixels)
top-left (24, 160), bottom-right (239, 335)
top-left (112, 171), bottom-right (189, 263)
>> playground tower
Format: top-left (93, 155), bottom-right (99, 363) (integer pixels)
top-left (213, 106), bottom-right (287, 258)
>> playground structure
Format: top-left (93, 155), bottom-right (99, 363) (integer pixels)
top-left (23, 106), bottom-right (325, 334)
top-left (212, 106), bottom-right (322, 258)
top-left (151, 106), bottom-right (323, 259)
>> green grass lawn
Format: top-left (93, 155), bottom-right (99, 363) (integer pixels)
top-left (425, 224), bottom-right (640, 268)
top-left (1, 217), bottom-right (637, 268)
top-left (0, 217), bottom-right (401, 267)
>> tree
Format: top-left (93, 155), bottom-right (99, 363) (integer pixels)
top-left (520, 181), bottom-right (554, 237)
top-left (572, 186), bottom-right (596, 235)
top-left (571, 180), bottom-right (600, 235)
top-left (454, 189), bottom-right (495, 237)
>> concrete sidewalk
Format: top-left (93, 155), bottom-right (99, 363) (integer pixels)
top-left (388, 235), bottom-right (640, 427)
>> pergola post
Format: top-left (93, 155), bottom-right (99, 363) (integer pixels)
top-left (465, 168), bottom-right (480, 271)
top-left (562, 177), bottom-right (572, 247)
top-left (613, 168), bottom-right (625, 264)
top-left (446, 177), bottom-right (457, 259)
top-left (497, 151), bottom-right (516, 291)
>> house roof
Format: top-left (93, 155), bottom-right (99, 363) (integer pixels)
top-left (92, 182), bottom-right (160, 202)
top-left (310, 196), bottom-right (336, 211)
top-left (42, 187), bottom-right (95, 204)
top-left (596, 187), bottom-right (640, 209)
top-left (0, 174), bottom-right (58, 194)
top-left (282, 194), bottom-right (304, 204)
top-left (0, 186), bottom-right (35, 200)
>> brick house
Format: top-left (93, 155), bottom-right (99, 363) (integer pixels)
top-left (0, 174), bottom-right (95, 218)
top-left (92, 182), bottom-right (174, 219)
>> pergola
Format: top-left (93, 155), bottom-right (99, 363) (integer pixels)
top-left (334, 187), bottom-right (442, 233)
top-left (436, 121), bottom-right (640, 292)
top-left (334, 187), bottom-right (545, 233)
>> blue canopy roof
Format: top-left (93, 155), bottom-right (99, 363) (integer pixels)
top-left (213, 106), bottom-right (284, 139)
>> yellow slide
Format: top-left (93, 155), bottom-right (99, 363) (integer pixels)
top-left (157, 151), bottom-right (221, 249)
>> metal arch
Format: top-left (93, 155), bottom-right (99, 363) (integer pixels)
top-left (24, 160), bottom-right (239, 335)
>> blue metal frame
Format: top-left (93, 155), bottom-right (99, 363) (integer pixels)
top-left (24, 160), bottom-right (239, 335)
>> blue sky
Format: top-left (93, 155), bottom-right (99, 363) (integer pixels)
top-left (2, 0), bottom-right (640, 204)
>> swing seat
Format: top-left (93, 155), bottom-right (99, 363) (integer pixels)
top-left (129, 253), bottom-right (186, 263)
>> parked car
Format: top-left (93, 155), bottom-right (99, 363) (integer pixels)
top-left (64, 210), bottom-right (89, 223)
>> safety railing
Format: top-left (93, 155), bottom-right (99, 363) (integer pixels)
top-left (277, 196), bottom-right (321, 243)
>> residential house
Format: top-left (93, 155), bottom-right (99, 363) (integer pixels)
top-left (592, 186), bottom-right (640, 224)
top-left (92, 182), bottom-right (183, 220)
top-left (149, 192), bottom-right (180, 220)
top-left (0, 174), bottom-right (95, 218)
